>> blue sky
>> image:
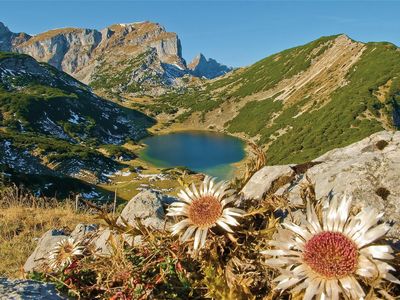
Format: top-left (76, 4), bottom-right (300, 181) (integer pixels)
top-left (1, 1), bottom-right (399, 67)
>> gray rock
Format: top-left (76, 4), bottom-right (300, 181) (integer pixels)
top-left (243, 130), bottom-right (400, 240)
top-left (0, 21), bottom-right (230, 96)
top-left (274, 175), bottom-right (307, 207)
top-left (307, 130), bottom-right (400, 238)
top-left (23, 190), bottom-right (177, 263)
top-left (117, 190), bottom-right (173, 231)
top-left (241, 165), bottom-right (295, 200)
top-left (123, 234), bottom-right (144, 247)
top-left (23, 229), bottom-right (67, 273)
top-left (81, 190), bottom-right (180, 256)
top-left (0, 278), bottom-right (65, 300)
top-left (70, 223), bottom-right (98, 241)
top-left (90, 229), bottom-right (144, 257)
top-left (91, 228), bottom-right (116, 256)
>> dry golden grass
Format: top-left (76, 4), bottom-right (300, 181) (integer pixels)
top-left (0, 186), bottom-right (96, 278)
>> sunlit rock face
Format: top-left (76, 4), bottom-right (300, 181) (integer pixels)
top-left (242, 130), bottom-right (400, 240)
top-left (0, 21), bottom-right (231, 96)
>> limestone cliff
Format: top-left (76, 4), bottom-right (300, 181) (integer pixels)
top-left (0, 21), bottom-right (231, 96)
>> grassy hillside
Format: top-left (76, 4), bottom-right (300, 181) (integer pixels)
top-left (146, 35), bottom-right (400, 164)
top-left (0, 52), bottom-right (154, 143)
top-left (0, 185), bottom-right (97, 277)
top-left (0, 52), bottom-right (155, 196)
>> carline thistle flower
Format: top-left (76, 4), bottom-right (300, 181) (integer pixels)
top-left (167, 176), bottom-right (245, 250)
top-left (48, 237), bottom-right (84, 271)
top-left (262, 195), bottom-right (400, 300)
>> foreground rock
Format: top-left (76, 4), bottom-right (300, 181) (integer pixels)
top-left (24, 230), bottom-right (68, 273)
top-left (242, 130), bottom-right (400, 239)
top-left (117, 190), bottom-right (176, 231)
top-left (0, 278), bottom-right (65, 299)
top-left (241, 165), bottom-right (295, 200)
top-left (25, 190), bottom-right (176, 271)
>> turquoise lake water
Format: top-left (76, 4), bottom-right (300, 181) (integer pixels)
top-left (139, 131), bottom-right (245, 179)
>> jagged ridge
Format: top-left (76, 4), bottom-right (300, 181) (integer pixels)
top-left (0, 21), bottom-right (232, 97)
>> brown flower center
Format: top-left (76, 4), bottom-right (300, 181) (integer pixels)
top-left (57, 244), bottom-right (74, 260)
top-left (303, 232), bottom-right (358, 278)
top-left (188, 196), bottom-right (222, 228)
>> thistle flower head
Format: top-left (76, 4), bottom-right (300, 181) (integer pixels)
top-left (167, 176), bottom-right (244, 250)
top-left (48, 237), bottom-right (84, 271)
top-left (262, 196), bottom-right (400, 299)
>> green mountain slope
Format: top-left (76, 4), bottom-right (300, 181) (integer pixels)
top-left (0, 52), bottom-right (155, 196)
top-left (146, 34), bottom-right (400, 164)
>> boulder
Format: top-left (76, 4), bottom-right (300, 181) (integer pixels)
top-left (91, 229), bottom-right (116, 256)
top-left (307, 131), bottom-right (400, 238)
top-left (117, 190), bottom-right (176, 231)
top-left (90, 189), bottom-right (179, 256)
top-left (243, 131), bottom-right (400, 239)
top-left (0, 278), bottom-right (65, 300)
top-left (24, 190), bottom-right (179, 265)
top-left (24, 229), bottom-right (67, 273)
top-left (90, 229), bottom-right (144, 257)
top-left (241, 165), bottom-right (295, 200)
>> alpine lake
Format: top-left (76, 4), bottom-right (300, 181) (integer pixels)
top-left (139, 131), bottom-right (246, 179)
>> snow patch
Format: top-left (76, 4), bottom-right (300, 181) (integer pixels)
top-left (172, 63), bottom-right (185, 71)
top-left (118, 22), bottom-right (145, 27)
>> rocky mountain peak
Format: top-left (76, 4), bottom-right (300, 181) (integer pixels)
top-left (188, 53), bottom-right (206, 67)
top-left (0, 21), bottom-right (31, 51)
top-left (0, 21), bottom-right (10, 33)
top-left (0, 21), bottom-right (232, 95)
top-left (188, 53), bottom-right (232, 79)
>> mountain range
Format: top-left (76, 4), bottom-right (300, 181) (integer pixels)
top-left (148, 34), bottom-right (400, 164)
top-left (1, 21), bottom-right (400, 196)
top-left (0, 21), bottom-right (232, 97)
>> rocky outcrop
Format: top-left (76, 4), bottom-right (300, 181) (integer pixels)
top-left (13, 22), bottom-right (185, 76)
top-left (0, 278), bottom-right (65, 299)
top-left (188, 53), bottom-right (232, 79)
top-left (23, 224), bottom-right (100, 273)
top-left (16, 28), bottom-right (102, 73)
top-left (242, 130), bottom-right (400, 239)
top-left (70, 224), bottom-right (99, 241)
top-left (0, 21), bottom-right (231, 96)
